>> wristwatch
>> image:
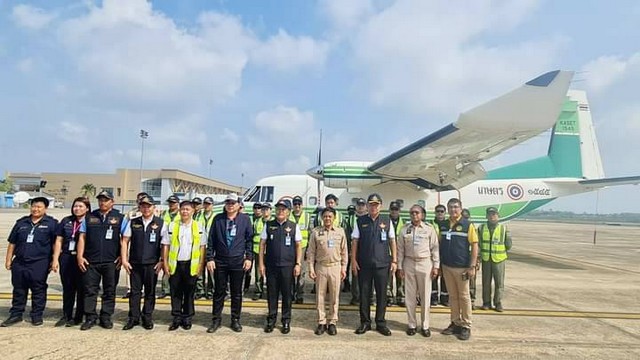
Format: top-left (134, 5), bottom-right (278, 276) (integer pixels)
top-left (295, 262), bottom-right (301, 266)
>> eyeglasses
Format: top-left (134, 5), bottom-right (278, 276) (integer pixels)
top-left (436, 210), bottom-right (445, 213)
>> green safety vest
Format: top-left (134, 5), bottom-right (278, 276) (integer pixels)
top-left (252, 217), bottom-right (265, 253)
top-left (479, 223), bottom-right (508, 263)
top-left (168, 220), bottom-right (202, 276)
top-left (195, 211), bottom-right (215, 233)
top-left (289, 211), bottom-right (309, 248)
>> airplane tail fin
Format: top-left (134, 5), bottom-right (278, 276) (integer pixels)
top-left (488, 90), bottom-right (605, 180)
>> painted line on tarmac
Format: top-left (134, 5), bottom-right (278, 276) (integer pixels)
top-left (1, 293), bottom-right (638, 320)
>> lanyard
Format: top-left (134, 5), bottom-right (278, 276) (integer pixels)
top-left (71, 220), bottom-right (81, 238)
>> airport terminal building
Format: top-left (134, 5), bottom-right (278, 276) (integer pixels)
top-left (4, 168), bottom-right (241, 207)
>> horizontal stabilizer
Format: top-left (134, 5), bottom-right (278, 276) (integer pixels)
top-left (578, 176), bottom-right (640, 189)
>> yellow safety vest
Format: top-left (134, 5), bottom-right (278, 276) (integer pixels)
top-left (168, 220), bottom-right (202, 276)
top-left (162, 210), bottom-right (179, 225)
top-left (289, 211), bottom-right (309, 248)
top-left (252, 218), bottom-right (265, 253)
top-left (333, 210), bottom-right (343, 229)
top-left (196, 211), bottom-right (215, 233)
top-left (479, 223), bottom-right (508, 263)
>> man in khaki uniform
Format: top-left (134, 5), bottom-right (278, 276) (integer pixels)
top-left (307, 207), bottom-right (348, 336)
top-left (397, 204), bottom-right (439, 337)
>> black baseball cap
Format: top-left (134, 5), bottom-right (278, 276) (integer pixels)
top-left (203, 197), bottom-right (214, 204)
top-left (166, 195), bottom-right (180, 203)
top-left (261, 203), bottom-right (272, 210)
top-left (30, 196), bottom-right (49, 207)
top-left (275, 199), bottom-right (291, 209)
top-left (97, 190), bottom-right (114, 200)
top-left (191, 197), bottom-right (203, 205)
top-left (292, 195), bottom-right (303, 205)
top-left (347, 205), bottom-right (356, 212)
top-left (253, 202), bottom-right (262, 209)
top-left (486, 207), bottom-right (499, 214)
top-left (356, 198), bottom-right (366, 205)
top-left (389, 201), bottom-right (400, 210)
top-left (138, 195), bottom-right (154, 205)
top-left (367, 193), bottom-right (382, 204)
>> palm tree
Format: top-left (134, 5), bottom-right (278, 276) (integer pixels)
top-left (81, 183), bottom-right (96, 197)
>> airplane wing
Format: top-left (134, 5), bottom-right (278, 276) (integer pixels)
top-left (368, 70), bottom-right (575, 190)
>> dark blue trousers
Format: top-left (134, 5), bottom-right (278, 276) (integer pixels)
top-left (59, 252), bottom-right (84, 321)
top-left (10, 258), bottom-right (49, 320)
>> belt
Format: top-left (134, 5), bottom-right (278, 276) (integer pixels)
top-left (318, 261), bottom-right (340, 267)
top-left (406, 256), bottom-right (429, 261)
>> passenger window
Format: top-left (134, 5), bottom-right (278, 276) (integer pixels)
top-left (417, 200), bottom-right (425, 208)
top-left (308, 197), bottom-right (317, 206)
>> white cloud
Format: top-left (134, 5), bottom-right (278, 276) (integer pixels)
top-left (283, 155), bottom-right (312, 173)
top-left (581, 54), bottom-right (640, 94)
top-left (254, 106), bottom-right (315, 140)
top-left (251, 29), bottom-right (330, 71)
top-left (12, 4), bottom-right (56, 30)
top-left (335, 0), bottom-right (560, 114)
top-left (320, 0), bottom-right (373, 31)
top-left (220, 128), bottom-right (239, 143)
top-left (57, 121), bottom-right (90, 147)
top-left (91, 148), bottom-right (201, 169)
top-left (17, 58), bottom-right (34, 73)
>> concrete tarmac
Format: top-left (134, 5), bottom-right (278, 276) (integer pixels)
top-left (0, 209), bottom-right (639, 359)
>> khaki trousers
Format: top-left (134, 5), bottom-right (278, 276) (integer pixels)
top-left (315, 263), bottom-right (341, 325)
top-left (442, 265), bottom-right (472, 328)
top-left (403, 258), bottom-right (432, 330)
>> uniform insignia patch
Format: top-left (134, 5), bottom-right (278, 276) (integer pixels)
top-left (379, 223), bottom-right (386, 229)
top-left (132, 223), bottom-right (143, 229)
top-left (285, 227), bottom-right (292, 233)
top-left (89, 217), bottom-right (100, 224)
top-left (456, 225), bottom-right (462, 231)
top-left (362, 224), bottom-right (369, 228)
top-left (151, 223), bottom-right (159, 230)
top-left (108, 217), bottom-right (119, 225)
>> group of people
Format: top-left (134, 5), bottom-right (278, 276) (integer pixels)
top-left (2, 190), bottom-right (512, 341)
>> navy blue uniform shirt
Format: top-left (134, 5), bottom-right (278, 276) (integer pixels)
top-left (8, 215), bottom-right (58, 262)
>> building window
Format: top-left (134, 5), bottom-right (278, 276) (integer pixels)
top-left (117, 188), bottom-right (122, 197)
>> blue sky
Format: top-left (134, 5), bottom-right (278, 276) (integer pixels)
top-left (1, 0), bottom-right (639, 213)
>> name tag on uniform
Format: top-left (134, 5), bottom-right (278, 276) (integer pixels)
top-left (26, 234), bottom-right (34, 243)
top-left (285, 235), bottom-right (291, 246)
top-left (446, 231), bottom-right (452, 241)
top-left (328, 239), bottom-right (335, 248)
top-left (69, 240), bottom-right (76, 251)
top-left (381, 230), bottom-right (387, 242)
top-left (413, 235), bottom-right (421, 246)
top-left (492, 238), bottom-right (500, 245)
top-left (150, 232), bottom-right (157, 243)
top-left (105, 228), bottom-right (113, 240)
top-left (230, 225), bottom-right (237, 237)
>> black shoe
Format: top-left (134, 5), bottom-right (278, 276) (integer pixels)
top-left (386, 299), bottom-right (394, 307)
top-left (327, 324), bottom-right (337, 336)
top-left (73, 318), bottom-right (83, 326)
top-left (406, 327), bottom-right (417, 336)
top-left (65, 319), bottom-right (77, 327)
top-left (281, 322), bottom-right (291, 334)
top-left (207, 320), bottom-right (221, 333)
top-left (122, 291), bottom-right (131, 299)
top-left (314, 324), bottom-right (327, 335)
top-left (481, 303), bottom-right (491, 310)
top-left (181, 322), bottom-right (192, 330)
top-left (397, 299), bottom-right (406, 307)
top-left (157, 292), bottom-right (167, 299)
top-left (251, 293), bottom-right (260, 301)
top-left (205, 294), bottom-right (213, 300)
top-left (80, 320), bottom-right (95, 331)
top-left (441, 322), bottom-right (461, 335)
top-left (123, 319), bottom-right (139, 330)
top-left (168, 320), bottom-right (181, 331)
top-left (0, 316), bottom-right (22, 327)
top-left (295, 298), bottom-right (304, 304)
top-left (231, 319), bottom-right (242, 333)
top-left (495, 304), bottom-right (504, 312)
top-left (355, 323), bottom-right (371, 335)
top-left (349, 299), bottom-right (359, 306)
top-left (55, 317), bottom-right (67, 327)
top-left (421, 328), bottom-right (431, 337)
top-left (457, 327), bottom-right (471, 340)
top-left (99, 319), bottom-right (113, 329)
top-left (376, 326), bottom-right (391, 336)
top-left (430, 300), bottom-right (438, 307)
top-left (32, 318), bottom-right (44, 326)
top-left (264, 323), bottom-right (275, 333)
top-left (195, 294), bottom-right (204, 300)
top-left (142, 320), bottom-right (154, 330)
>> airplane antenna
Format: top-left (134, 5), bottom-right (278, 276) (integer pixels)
top-left (593, 190), bottom-right (600, 245)
top-left (316, 129), bottom-right (323, 200)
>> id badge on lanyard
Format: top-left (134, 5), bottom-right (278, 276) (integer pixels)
top-left (69, 240), bottom-right (76, 251)
top-left (285, 234), bottom-right (292, 246)
top-left (446, 231), bottom-right (452, 241)
top-left (230, 225), bottom-right (237, 237)
top-left (381, 230), bottom-right (387, 242)
top-left (106, 226), bottom-right (114, 240)
top-left (150, 232), bottom-right (157, 243)
top-left (328, 239), bottom-right (335, 248)
top-left (27, 227), bottom-right (35, 243)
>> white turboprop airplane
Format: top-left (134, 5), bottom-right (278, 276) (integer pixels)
top-left (242, 70), bottom-right (640, 221)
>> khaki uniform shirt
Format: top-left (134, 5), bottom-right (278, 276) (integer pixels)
top-left (397, 221), bottom-right (440, 270)
top-left (307, 226), bottom-right (348, 273)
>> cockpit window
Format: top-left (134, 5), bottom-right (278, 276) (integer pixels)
top-left (260, 186), bottom-right (274, 202)
top-left (245, 186), bottom-right (261, 202)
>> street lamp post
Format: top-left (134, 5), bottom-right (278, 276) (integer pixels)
top-left (139, 129), bottom-right (149, 193)
top-left (209, 158), bottom-right (213, 179)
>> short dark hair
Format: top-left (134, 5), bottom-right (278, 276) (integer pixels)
top-left (321, 207), bottom-right (336, 216)
top-left (325, 194), bottom-right (338, 202)
top-left (447, 198), bottom-right (461, 207)
top-left (179, 200), bottom-right (194, 208)
top-left (410, 204), bottom-right (426, 216)
top-left (435, 204), bottom-right (446, 211)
